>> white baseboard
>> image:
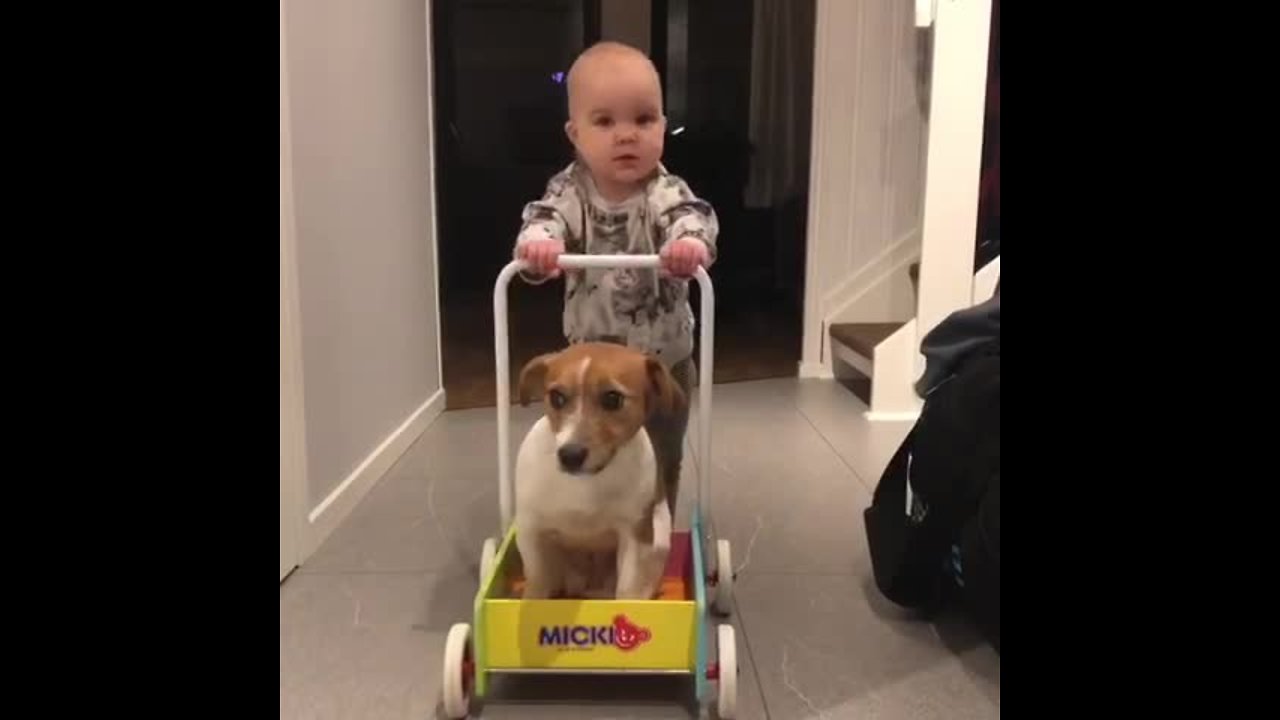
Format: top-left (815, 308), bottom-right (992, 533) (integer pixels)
top-left (798, 361), bottom-right (834, 379)
top-left (302, 388), bottom-right (446, 557)
top-left (864, 410), bottom-right (921, 423)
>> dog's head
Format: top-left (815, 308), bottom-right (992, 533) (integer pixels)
top-left (518, 342), bottom-right (685, 475)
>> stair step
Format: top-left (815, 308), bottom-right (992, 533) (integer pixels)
top-left (829, 322), bottom-right (905, 360)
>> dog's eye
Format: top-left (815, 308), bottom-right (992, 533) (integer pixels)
top-left (600, 390), bottom-right (624, 411)
top-left (549, 389), bottom-right (567, 409)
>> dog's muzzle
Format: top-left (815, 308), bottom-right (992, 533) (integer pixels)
top-left (557, 443), bottom-right (589, 473)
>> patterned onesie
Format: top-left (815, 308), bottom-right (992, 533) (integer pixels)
top-left (514, 161), bottom-right (719, 513)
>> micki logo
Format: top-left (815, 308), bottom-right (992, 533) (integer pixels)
top-left (538, 614), bottom-right (652, 652)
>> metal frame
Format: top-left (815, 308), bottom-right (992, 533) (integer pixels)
top-left (441, 254), bottom-right (730, 717)
top-left (493, 255), bottom-right (715, 540)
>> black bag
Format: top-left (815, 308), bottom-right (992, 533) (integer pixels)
top-left (958, 469), bottom-right (999, 651)
top-left (864, 338), bottom-right (1000, 648)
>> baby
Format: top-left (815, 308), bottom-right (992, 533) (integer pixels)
top-left (513, 40), bottom-right (718, 516)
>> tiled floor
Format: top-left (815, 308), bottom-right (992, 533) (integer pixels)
top-left (280, 378), bottom-right (1000, 719)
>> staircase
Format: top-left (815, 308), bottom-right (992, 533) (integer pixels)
top-left (827, 321), bottom-right (903, 404)
top-left (827, 257), bottom-right (998, 414)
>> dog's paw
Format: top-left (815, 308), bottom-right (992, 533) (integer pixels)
top-left (522, 577), bottom-right (557, 600)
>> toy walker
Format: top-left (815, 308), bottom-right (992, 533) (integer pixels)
top-left (440, 254), bottom-right (737, 718)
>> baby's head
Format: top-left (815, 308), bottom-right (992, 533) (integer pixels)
top-left (565, 42), bottom-right (666, 196)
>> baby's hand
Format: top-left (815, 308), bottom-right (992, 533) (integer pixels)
top-left (660, 237), bottom-right (709, 278)
top-left (517, 239), bottom-right (565, 278)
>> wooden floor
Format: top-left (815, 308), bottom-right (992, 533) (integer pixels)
top-left (441, 283), bottom-right (803, 410)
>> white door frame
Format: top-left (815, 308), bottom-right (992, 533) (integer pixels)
top-left (913, 0), bottom-right (992, 342)
top-left (280, 0), bottom-right (308, 583)
top-left (799, 0), bottom-right (992, 378)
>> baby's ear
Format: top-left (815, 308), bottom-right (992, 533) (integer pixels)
top-left (645, 356), bottom-right (685, 418)
top-left (518, 353), bottom-right (556, 406)
top-left (564, 120), bottom-right (577, 145)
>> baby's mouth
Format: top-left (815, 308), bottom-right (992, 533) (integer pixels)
top-left (614, 153), bottom-right (639, 163)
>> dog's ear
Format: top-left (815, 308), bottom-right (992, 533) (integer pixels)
top-left (645, 356), bottom-right (686, 418)
top-left (517, 353), bottom-right (555, 406)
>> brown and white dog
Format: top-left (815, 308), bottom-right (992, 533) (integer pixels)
top-left (514, 342), bottom-right (684, 600)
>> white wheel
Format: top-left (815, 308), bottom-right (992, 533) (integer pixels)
top-left (713, 539), bottom-right (733, 615)
top-left (441, 623), bottom-right (473, 718)
top-left (478, 537), bottom-right (497, 589)
top-left (716, 624), bottom-right (738, 719)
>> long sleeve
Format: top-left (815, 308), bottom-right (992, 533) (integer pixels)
top-left (514, 165), bottom-right (584, 284)
top-left (651, 172), bottom-right (719, 266)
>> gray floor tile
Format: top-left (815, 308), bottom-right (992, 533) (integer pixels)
top-left (300, 406), bottom-right (540, 575)
top-left (280, 570), bottom-right (474, 720)
top-left (693, 380), bottom-right (876, 577)
top-left (282, 378), bottom-right (999, 719)
top-left (735, 573), bottom-right (999, 719)
top-left (792, 380), bottom-right (914, 495)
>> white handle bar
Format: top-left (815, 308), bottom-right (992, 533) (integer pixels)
top-left (493, 254), bottom-right (714, 534)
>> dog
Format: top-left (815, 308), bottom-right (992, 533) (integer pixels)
top-left (513, 342), bottom-right (685, 600)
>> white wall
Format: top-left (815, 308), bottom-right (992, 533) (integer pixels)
top-left (281, 0), bottom-right (443, 516)
top-left (280, 0), bottom-right (306, 579)
top-left (801, 0), bottom-right (929, 372)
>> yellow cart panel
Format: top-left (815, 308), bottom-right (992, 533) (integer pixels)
top-left (482, 596), bottom-right (697, 670)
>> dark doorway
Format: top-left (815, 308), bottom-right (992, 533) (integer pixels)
top-left (432, 0), bottom-right (815, 410)
top-left (652, 0), bottom-right (814, 387)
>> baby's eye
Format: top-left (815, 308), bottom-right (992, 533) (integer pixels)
top-left (593, 116), bottom-right (613, 128)
top-left (636, 114), bottom-right (655, 126)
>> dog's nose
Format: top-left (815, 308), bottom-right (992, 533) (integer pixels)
top-left (557, 443), bottom-right (588, 471)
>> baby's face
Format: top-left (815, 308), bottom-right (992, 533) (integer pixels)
top-left (566, 52), bottom-right (666, 194)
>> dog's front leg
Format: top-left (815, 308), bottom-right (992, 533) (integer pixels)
top-left (614, 531), bottom-right (644, 599)
top-left (517, 530), bottom-right (562, 599)
top-left (614, 529), bottom-right (656, 600)
top-left (636, 502), bottom-right (673, 599)
top-left (644, 500), bottom-right (673, 587)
